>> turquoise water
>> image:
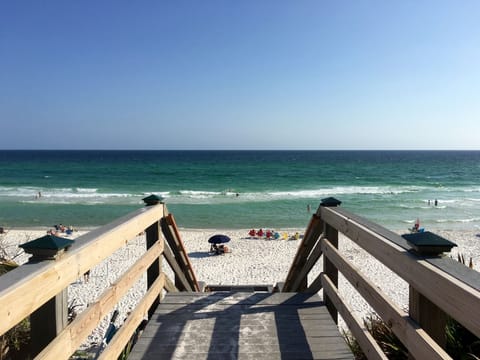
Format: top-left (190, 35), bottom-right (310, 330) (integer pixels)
top-left (1, 150), bottom-right (479, 232)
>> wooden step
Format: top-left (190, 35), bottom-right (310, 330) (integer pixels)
top-left (128, 292), bottom-right (353, 360)
top-left (204, 284), bottom-right (273, 292)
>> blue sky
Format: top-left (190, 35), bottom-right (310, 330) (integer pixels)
top-left (1, 1), bottom-right (479, 150)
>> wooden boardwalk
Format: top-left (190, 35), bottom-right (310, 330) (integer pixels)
top-left (128, 292), bottom-right (353, 360)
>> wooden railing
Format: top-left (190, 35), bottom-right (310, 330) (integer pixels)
top-left (0, 202), bottom-right (199, 359)
top-left (283, 200), bottom-right (480, 360)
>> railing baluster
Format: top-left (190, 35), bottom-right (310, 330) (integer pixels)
top-left (324, 220), bottom-right (339, 323)
top-left (320, 198), bottom-right (341, 324)
top-left (145, 219), bottom-right (162, 318)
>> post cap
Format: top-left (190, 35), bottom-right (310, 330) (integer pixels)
top-left (320, 197), bottom-right (342, 207)
top-left (19, 234), bottom-right (75, 260)
top-left (402, 231), bottom-right (457, 256)
top-left (142, 194), bottom-right (164, 206)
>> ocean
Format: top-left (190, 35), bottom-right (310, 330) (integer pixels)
top-left (1, 150), bottom-right (479, 232)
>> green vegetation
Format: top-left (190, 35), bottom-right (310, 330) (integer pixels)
top-left (1, 232), bottom-right (31, 360)
top-left (344, 313), bottom-right (480, 359)
top-left (0, 260), bottom-right (32, 360)
top-left (343, 314), bottom-right (407, 360)
top-left (446, 317), bottom-right (480, 360)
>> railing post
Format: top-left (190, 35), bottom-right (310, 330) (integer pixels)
top-left (18, 234), bottom-right (72, 356)
top-left (403, 231), bottom-right (453, 354)
top-left (143, 195), bottom-right (163, 318)
top-left (30, 291), bottom-right (68, 356)
top-left (145, 220), bottom-right (162, 318)
top-left (321, 197), bottom-right (341, 324)
top-left (409, 286), bottom-right (447, 351)
top-left (406, 235), bottom-right (451, 357)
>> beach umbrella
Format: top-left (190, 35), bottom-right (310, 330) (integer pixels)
top-left (208, 234), bottom-right (231, 244)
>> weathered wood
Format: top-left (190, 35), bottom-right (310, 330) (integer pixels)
top-left (324, 222), bottom-right (339, 323)
top-left (165, 213), bottom-right (200, 291)
top-left (306, 272), bottom-right (323, 293)
top-left (283, 214), bottom-right (324, 292)
top-left (162, 243), bottom-right (193, 291)
top-left (409, 286), bottom-right (447, 349)
top-left (129, 292), bottom-right (353, 360)
top-left (290, 235), bottom-right (324, 292)
top-left (145, 218), bottom-right (161, 318)
top-left (321, 206), bottom-right (480, 338)
top-left (35, 239), bottom-right (164, 360)
top-left (30, 289), bottom-right (68, 357)
top-left (98, 273), bottom-right (166, 360)
top-left (321, 274), bottom-right (388, 360)
top-left (0, 204), bottom-right (164, 337)
top-left (321, 238), bottom-right (451, 360)
top-left (160, 214), bottom-right (198, 291)
top-left (333, 207), bottom-right (480, 292)
top-left (205, 284), bottom-right (273, 292)
top-left (163, 274), bottom-right (178, 293)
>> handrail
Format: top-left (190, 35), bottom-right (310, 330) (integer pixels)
top-left (322, 206), bottom-right (480, 337)
top-left (35, 239), bottom-right (165, 359)
top-left (0, 202), bottom-right (200, 359)
top-left (321, 239), bottom-right (449, 359)
top-left (0, 205), bottom-right (164, 336)
top-left (284, 201), bottom-right (480, 359)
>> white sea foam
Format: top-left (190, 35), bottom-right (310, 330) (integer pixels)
top-left (160, 185), bottom-right (425, 204)
top-left (3, 184), bottom-right (480, 223)
top-left (76, 188), bottom-right (98, 193)
top-left (1, 186), bottom-right (138, 206)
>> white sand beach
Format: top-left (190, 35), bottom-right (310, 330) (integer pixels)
top-left (1, 227), bottom-right (479, 349)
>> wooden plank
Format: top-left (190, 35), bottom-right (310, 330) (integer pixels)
top-left (35, 239), bottom-right (164, 360)
top-left (164, 274), bottom-right (178, 293)
top-left (160, 217), bottom-right (196, 291)
top-left (129, 292), bottom-right (353, 360)
top-left (321, 273), bottom-right (389, 360)
top-left (321, 238), bottom-right (451, 360)
top-left (283, 214), bottom-right (324, 291)
top-left (155, 292), bottom-right (324, 305)
top-left (30, 290), bottom-right (68, 357)
top-left (145, 219), bottom-right (162, 318)
top-left (162, 244), bottom-right (193, 291)
top-left (165, 213), bottom-right (200, 291)
top-left (0, 204), bottom-right (164, 337)
top-left (334, 207), bottom-right (480, 292)
top-left (98, 273), bottom-right (166, 360)
top-left (409, 286), bottom-right (447, 348)
top-left (324, 222), bottom-right (339, 323)
top-left (321, 206), bottom-right (480, 339)
top-left (290, 235), bottom-right (324, 292)
top-left (306, 272), bottom-right (323, 293)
